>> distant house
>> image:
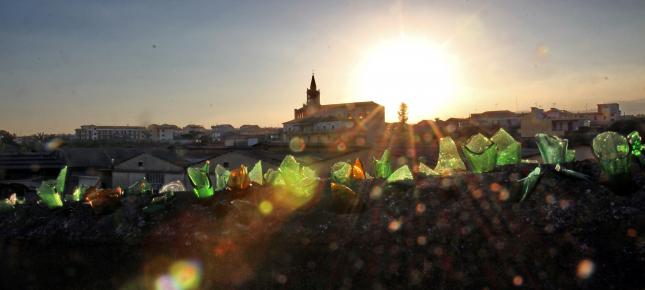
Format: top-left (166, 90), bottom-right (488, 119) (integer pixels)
top-left (283, 75), bottom-right (385, 147)
top-left (148, 124), bottom-right (182, 142)
top-left (112, 152), bottom-right (187, 191)
top-left (469, 110), bottom-right (521, 129)
top-left (577, 103), bottom-right (622, 127)
top-left (75, 125), bottom-right (147, 141)
top-left (211, 124), bottom-right (236, 142)
top-left (520, 107), bottom-right (587, 138)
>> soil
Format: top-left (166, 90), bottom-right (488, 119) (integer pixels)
top-left (0, 160), bottom-right (643, 290)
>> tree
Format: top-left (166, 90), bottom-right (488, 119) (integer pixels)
top-left (398, 102), bottom-right (408, 126)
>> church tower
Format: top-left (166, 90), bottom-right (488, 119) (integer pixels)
top-left (306, 75), bottom-right (320, 107)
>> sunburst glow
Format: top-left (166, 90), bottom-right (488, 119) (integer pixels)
top-left (355, 36), bottom-right (460, 122)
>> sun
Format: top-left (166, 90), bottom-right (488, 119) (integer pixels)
top-left (354, 36), bottom-right (459, 123)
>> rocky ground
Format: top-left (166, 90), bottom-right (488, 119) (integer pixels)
top-left (0, 160), bottom-right (644, 290)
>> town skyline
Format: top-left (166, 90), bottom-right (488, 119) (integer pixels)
top-left (2, 1), bottom-right (645, 135)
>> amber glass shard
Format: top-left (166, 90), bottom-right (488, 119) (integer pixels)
top-left (227, 165), bottom-right (251, 190)
top-left (351, 158), bottom-right (366, 180)
top-left (330, 182), bottom-right (360, 212)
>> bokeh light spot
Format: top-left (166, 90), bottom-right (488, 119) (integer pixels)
top-left (289, 137), bottom-right (306, 152)
top-left (258, 200), bottom-right (274, 215)
top-left (576, 259), bottom-right (595, 279)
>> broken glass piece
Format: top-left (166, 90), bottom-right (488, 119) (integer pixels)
top-left (627, 131), bottom-right (643, 157)
top-left (592, 131), bottom-right (631, 178)
top-left (490, 128), bottom-right (521, 166)
top-left (187, 161), bottom-right (213, 198)
top-left (0, 193), bottom-right (23, 211)
top-left (565, 149), bottom-right (576, 163)
top-left (330, 161), bottom-right (352, 185)
top-left (264, 168), bottom-right (285, 185)
top-left (127, 177), bottom-right (152, 195)
top-left (535, 133), bottom-right (569, 164)
top-left (351, 158), bottom-right (367, 180)
top-left (66, 185), bottom-right (86, 202)
top-left (330, 182), bottom-right (360, 212)
top-left (248, 161), bottom-right (263, 185)
top-left (386, 165), bottom-right (413, 183)
top-left (418, 162), bottom-right (439, 176)
top-left (277, 155), bottom-right (319, 199)
top-left (160, 180), bottom-right (186, 193)
top-left (56, 165), bottom-right (68, 194)
top-left (214, 164), bottom-right (231, 192)
top-left (37, 166), bottom-right (68, 208)
top-left (227, 165), bottom-right (251, 190)
top-left (434, 137), bottom-right (466, 174)
top-left (519, 166), bottom-right (541, 202)
top-left (373, 149), bottom-right (393, 179)
top-left (555, 164), bottom-right (590, 181)
top-left (84, 187), bottom-right (124, 211)
top-left (463, 133), bottom-right (498, 173)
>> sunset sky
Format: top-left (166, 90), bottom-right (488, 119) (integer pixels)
top-left (1, 0), bottom-right (645, 135)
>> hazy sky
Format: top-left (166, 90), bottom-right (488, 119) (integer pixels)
top-left (1, 0), bottom-right (645, 135)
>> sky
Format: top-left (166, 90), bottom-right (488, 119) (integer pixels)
top-left (1, 0), bottom-right (645, 135)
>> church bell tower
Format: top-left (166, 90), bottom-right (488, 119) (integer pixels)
top-left (306, 75), bottom-right (320, 107)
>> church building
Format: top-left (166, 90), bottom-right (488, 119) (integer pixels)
top-left (283, 75), bottom-right (385, 147)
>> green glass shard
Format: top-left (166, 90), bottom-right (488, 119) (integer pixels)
top-left (249, 160), bottom-right (263, 185)
top-left (214, 164), bottom-right (231, 191)
top-left (277, 155), bottom-right (319, 199)
top-left (434, 137), bottom-right (466, 175)
top-left (372, 149), bottom-right (393, 179)
top-left (418, 162), bottom-right (439, 176)
top-left (490, 128), bottom-right (521, 166)
top-left (68, 185), bottom-right (86, 202)
top-left (55, 166), bottom-right (68, 194)
top-left (386, 165), bottom-right (413, 183)
top-left (187, 162), bottom-right (213, 198)
top-left (627, 131), bottom-right (643, 157)
top-left (592, 131), bottom-right (631, 178)
top-left (535, 133), bottom-right (569, 164)
top-left (519, 166), bottom-right (541, 202)
top-left (462, 133), bottom-right (497, 173)
top-left (127, 178), bottom-right (152, 195)
top-left (264, 168), bottom-right (285, 185)
top-left (160, 180), bottom-right (186, 193)
top-left (37, 181), bottom-right (63, 208)
top-left (330, 161), bottom-right (352, 185)
top-left (565, 149), bottom-right (576, 163)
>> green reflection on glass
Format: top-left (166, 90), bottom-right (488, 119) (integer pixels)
top-left (592, 131), bottom-right (631, 179)
top-left (463, 133), bottom-right (497, 173)
top-left (434, 137), bottom-right (466, 175)
top-left (535, 133), bottom-right (569, 164)
top-left (373, 149), bottom-right (393, 179)
top-left (490, 128), bottom-right (521, 166)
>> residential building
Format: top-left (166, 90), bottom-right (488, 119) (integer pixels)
top-left (148, 124), bottom-right (181, 142)
top-left (283, 75), bottom-right (385, 147)
top-left (468, 110), bottom-right (521, 129)
top-left (577, 103), bottom-right (622, 126)
top-left (75, 125), bottom-right (147, 141)
top-left (520, 107), bottom-right (587, 138)
top-left (182, 124), bottom-right (208, 135)
top-left (211, 124), bottom-right (236, 142)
